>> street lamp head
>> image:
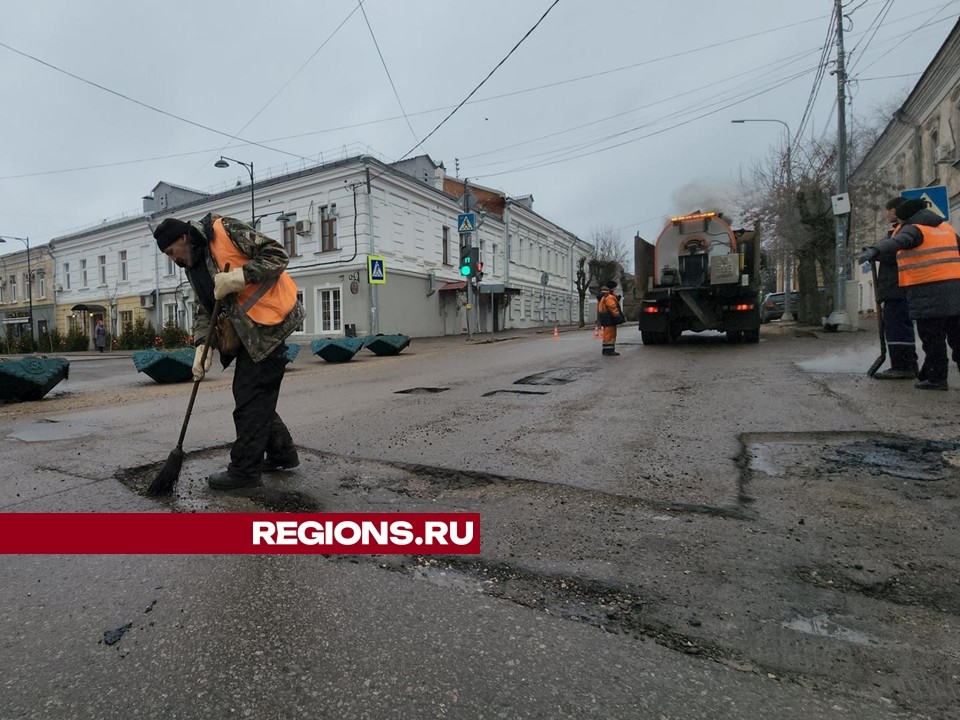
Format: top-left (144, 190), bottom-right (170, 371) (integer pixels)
top-left (214, 158), bottom-right (230, 169)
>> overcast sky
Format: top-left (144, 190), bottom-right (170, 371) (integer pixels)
top-left (1, 0), bottom-right (956, 258)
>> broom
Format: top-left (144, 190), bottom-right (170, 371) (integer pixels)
top-left (147, 266), bottom-right (228, 495)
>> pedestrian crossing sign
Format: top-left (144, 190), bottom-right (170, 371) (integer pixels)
top-left (368, 256), bottom-right (386, 284)
top-left (901, 185), bottom-right (949, 221)
top-left (457, 213), bottom-right (476, 234)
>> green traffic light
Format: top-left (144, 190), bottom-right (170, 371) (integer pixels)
top-left (460, 264), bottom-right (471, 276)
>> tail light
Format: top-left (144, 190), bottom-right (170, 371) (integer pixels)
top-left (643, 306), bottom-right (659, 314)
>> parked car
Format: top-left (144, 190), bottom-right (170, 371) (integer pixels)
top-left (760, 292), bottom-right (800, 323)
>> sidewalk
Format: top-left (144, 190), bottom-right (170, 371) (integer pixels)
top-left (1, 325), bottom-right (593, 363)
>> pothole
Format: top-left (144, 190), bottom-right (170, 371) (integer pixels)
top-left (394, 387), bottom-right (449, 394)
top-left (744, 431), bottom-right (960, 482)
top-left (482, 389), bottom-right (549, 397)
top-left (115, 449), bottom-right (323, 513)
top-left (514, 367), bottom-right (593, 386)
top-left (781, 614), bottom-right (880, 647)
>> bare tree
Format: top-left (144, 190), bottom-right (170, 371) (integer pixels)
top-left (575, 226), bottom-right (628, 326)
top-left (736, 104), bottom-right (893, 324)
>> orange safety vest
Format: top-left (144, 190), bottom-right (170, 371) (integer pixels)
top-left (208, 218), bottom-right (298, 326)
top-left (896, 222), bottom-right (960, 287)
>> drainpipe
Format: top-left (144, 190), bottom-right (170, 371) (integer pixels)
top-left (154, 244), bottom-right (162, 330)
top-left (365, 162), bottom-right (379, 335)
top-left (502, 200), bottom-right (511, 330)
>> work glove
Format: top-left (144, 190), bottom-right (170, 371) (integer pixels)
top-left (213, 267), bottom-right (246, 300)
top-left (857, 247), bottom-right (879, 264)
top-left (192, 344), bottom-right (213, 382)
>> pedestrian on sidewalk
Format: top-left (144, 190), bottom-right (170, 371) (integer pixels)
top-left (859, 198), bottom-right (960, 391)
top-left (94, 320), bottom-right (107, 353)
top-left (597, 284), bottom-right (624, 356)
top-left (870, 197), bottom-right (919, 379)
top-left (153, 213), bottom-right (305, 489)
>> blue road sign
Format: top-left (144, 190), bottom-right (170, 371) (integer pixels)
top-left (901, 185), bottom-right (949, 221)
top-left (457, 213), bottom-right (476, 234)
top-left (368, 256), bottom-right (385, 284)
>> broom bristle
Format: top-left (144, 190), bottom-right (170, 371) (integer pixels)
top-left (147, 447), bottom-right (184, 495)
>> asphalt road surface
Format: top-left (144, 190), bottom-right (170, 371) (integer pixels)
top-left (1, 325), bottom-right (958, 719)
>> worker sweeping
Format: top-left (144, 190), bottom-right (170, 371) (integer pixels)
top-left (152, 214), bottom-right (304, 491)
top-left (597, 285), bottom-right (624, 356)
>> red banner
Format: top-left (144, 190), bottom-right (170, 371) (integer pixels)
top-left (0, 513), bottom-right (481, 554)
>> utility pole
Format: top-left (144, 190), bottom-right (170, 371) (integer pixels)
top-left (825, 0), bottom-right (852, 331)
top-left (462, 181), bottom-right (473, 340)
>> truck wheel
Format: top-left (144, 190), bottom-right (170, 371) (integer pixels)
top-left (665, 324), bottom-right (681, 344)
top-left (743, 329), bottom-right (760, 344)
top-left (642, 331), bottom-right (663, 345)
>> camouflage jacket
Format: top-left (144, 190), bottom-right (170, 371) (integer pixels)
top-left (190, 213), bottom-right (304, 362)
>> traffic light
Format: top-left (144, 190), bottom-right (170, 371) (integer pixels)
top-left (459, 246), bottom-right (479, 277)
top-left (475, 260), bottom-right (484, 282)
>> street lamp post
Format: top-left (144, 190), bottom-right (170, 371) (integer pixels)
top-left (0, 235), bottom-right (33, 340)
top-left (732, 119), bottom-right (795, 322)
top-left (214, 156), bottom-right (255, 224)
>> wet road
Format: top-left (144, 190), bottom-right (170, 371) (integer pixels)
top-left (1, 326), bottom-right (958, 719)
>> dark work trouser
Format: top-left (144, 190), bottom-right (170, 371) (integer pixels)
top-left (881, 298), bottom-right (917, 370)
top-left (915, 315), bottom-right (960, 384)
top-left (228, 344), bottom-right (294, 480)
top-left (602, 325), bottom-right (617, 354)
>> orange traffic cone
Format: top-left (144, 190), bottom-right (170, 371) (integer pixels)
top-left (552, 325), bottom-right (560, 340)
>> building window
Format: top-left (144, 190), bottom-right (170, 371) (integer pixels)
top-left (81, 259), bottom-right (88, 288)
top-left (166, 255), bottom-right (176, 275)
top-left (9, 275), bottom-right (17, 302)
top-left (318, 287), bottom-right (342, 333)
top-left (294, 290), bottom-right (305, 334)
top-left (98, 255), bottom-right (107, 285)
top-left (63, 263), bottom-right (70, 290)
top-left (37, 274), bottom-right (46, 299)
top-left (0, 280), bottom-right (4, 303)
top-left (442, 226), bottom-right (451, 265)
top-left (163, 302), bottom-right (177, 326)
top-left (492, 243), bottom-right (498, 275)
top-left (283, 225), bottom-right (297, 258)
top-left (119, 251), bottom-right (128, 282)
top-left (321, 204), bottom-right (338, 252)
top-left (120, 310), bottom-right (133, 333)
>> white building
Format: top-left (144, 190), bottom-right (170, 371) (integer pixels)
top-left (50, 155), bottom-right (596, 342)
top-left (850, 18), bottom-right (960, 316)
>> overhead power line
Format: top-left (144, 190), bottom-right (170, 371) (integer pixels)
top-left (358, 0), bottom-right (419, 143)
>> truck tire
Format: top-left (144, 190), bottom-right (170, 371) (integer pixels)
top-left (666, 324), bottom-right (681, 344)
top-left (743, 328), bottom-right (760, 344)
top-left (726, 330), bottom-right (743, 343)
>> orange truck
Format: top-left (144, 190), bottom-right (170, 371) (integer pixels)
top-left (635, 211), bottom-right (762, 344)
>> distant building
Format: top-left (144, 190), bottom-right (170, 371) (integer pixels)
top-left (850, 18), bottom-right (960, 315)
top-left (46, 154), bottom-right (595, 342)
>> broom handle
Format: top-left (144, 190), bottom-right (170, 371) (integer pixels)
top-left (176, 262), bottom-right (229, 449)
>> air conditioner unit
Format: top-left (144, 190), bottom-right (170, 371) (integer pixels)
top-left (140, 294), bottom-right (155, 309)
top-left (295, 219), bottom-right (313, 236)
top-left (935, 143), bottom-right (955, 164)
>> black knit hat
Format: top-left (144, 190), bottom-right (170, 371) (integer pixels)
top-left (153, 218), bottom-right (192, 251)
top-left (895, 198), bottom-right (928, 222)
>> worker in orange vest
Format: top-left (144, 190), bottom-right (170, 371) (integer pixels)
top-left (597, 285), bottom-right (625, 356)
top-left (859, 198), bottom-right (960, 390)
top-left (154, 215), bottom-right (305, 488)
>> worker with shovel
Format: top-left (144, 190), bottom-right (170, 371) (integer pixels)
top-left (153, 215), bottom-right (304, 490)
top-left (859, 198), bottom-right (960, 391)
top-left (869, 197), bottom-right (919, 380)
